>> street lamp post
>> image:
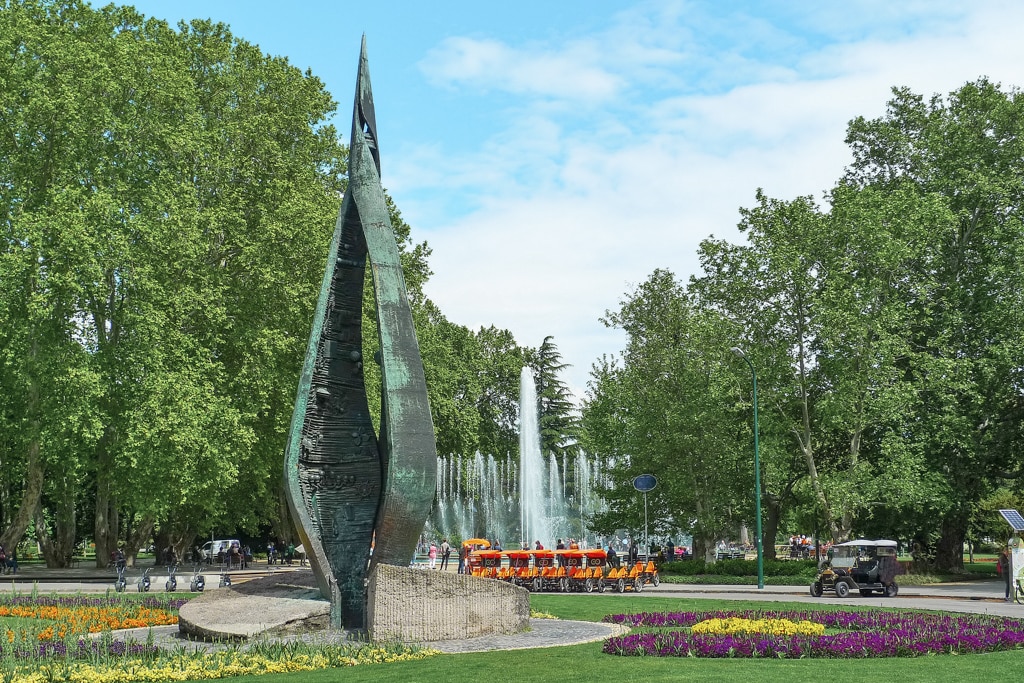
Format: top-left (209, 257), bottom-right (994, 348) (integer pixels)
top-left (731, 346), bottom-right (764, 590)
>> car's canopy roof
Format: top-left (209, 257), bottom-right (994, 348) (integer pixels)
top-left (834, 539), bottom-right (897, 547)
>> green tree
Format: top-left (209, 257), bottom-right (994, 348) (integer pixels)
top-left (583, 270), bottom-right (750, 561)
top-left (474, 325), bottom-right (526, 457)
top-left (844, 79), bottom-right (1024, 569)
top-left (529, 336), bottom-right (580, 461)
top-left (0, 0), bottom-right (348, 565)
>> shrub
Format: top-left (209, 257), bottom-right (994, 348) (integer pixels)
top-left (660, 558), bottom-right (816, 577)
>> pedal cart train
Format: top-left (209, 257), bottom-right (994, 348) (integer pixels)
top-left (810, 539), bottom-right (899, 598)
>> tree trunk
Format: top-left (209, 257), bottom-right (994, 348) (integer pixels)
top-left (93, 429), bottom-right (116, 568)
top-left (33, 473), bottom-right (78, 568)
top-left (695, 533), bottom-right (716, 564)
top-left (936, 512), bottom-right (966, 572)
top-left (762, 495), bottom-right (781, 560)
top-left (0, 374), bottom-right (43, 552)
top-left (275, 488), bottom-right (293, 541)
top-left (124, 515), bottom-right (155, 569)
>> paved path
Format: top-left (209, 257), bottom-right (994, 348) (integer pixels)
top-left (643, 580), bottom-right (1022, 618)
top-left (6, 567), bottom-right (1022, 652)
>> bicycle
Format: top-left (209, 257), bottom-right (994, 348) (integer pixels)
top-left (165, 564), bottom-right (178, 592)
top-left (136, 567), bottom-right (152, 592)
top-left (188, 563), bottom-right (206, 592)
top-left (219, 559), bottom-right (232, 588)
top-left (114, 563), bottom-right (127, 593)
top-left (1014, 579), bottom-right (1024, 604)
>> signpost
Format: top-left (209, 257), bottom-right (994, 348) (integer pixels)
top-left (633, 474), bottom-right (658, 561)
top-left (1000, 510), bottom-right (1024, 602)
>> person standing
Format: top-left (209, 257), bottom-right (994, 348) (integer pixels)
top-left (440, 539), bottom-right (451, 571)
top-left (999, 546), bottom-right (1012, 602)
top-left (428, 542), bottom-right (438, 570)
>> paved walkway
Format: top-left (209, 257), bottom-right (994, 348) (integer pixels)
top-left (6, 566), bottom-right (1022, 652)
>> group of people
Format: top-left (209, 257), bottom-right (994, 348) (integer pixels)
top-left (266, 541), bottom-right (302, 566)
top-left (789, 535), bottom-right (814, 558)
top-left (426, 538), bottom-right (452, 570)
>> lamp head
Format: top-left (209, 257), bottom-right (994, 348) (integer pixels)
top-left (730, 347), bottom-right (746, 359)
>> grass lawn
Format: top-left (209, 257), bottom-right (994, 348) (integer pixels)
top-left (210, 593), bottom-right (1024, 682)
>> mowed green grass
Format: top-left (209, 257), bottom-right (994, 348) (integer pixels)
top-left (214, 593), bottom-right (1024, 682)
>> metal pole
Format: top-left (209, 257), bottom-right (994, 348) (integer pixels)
top-left (731, 347), bottom-right (764, 590)
top-left (644, 491), bottom-right (649, 562)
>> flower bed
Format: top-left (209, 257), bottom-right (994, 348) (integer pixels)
top-left (1, 643), bottom-right (438, 682)
top-left (0, 595), bottom-right (185, 640)
top-left (602, 609), bottom-right (1024, 658)
top-left (0, 593), bottom-right (439, 681)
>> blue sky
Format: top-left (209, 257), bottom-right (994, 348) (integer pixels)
top-left (125, 1), bottom-right (1024, 397)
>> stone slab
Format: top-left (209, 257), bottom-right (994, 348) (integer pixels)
top-left (177, 570), bottom-right (329, 641)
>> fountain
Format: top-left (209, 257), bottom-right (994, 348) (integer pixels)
top-left (426, 367), bottom-right (604, 548)
top-left (519, 366), bottom-right (548, 546)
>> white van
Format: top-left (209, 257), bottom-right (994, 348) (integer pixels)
top-left (200, 539), bottom-right (240, 563)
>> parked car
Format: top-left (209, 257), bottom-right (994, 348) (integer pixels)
top-left (200, 539), bottom-right (241, 564)
top-left (810, 539), bottom-right (899, 598)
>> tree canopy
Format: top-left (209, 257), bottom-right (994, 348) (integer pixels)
top-left (583, 78), bottom-right (1024, 568)
top-left (0, 0), bottom-right (544, 566)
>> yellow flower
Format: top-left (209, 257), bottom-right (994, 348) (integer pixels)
top-left (692, 617), bottom-right (825, 637)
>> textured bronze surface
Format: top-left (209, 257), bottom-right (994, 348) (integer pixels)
top-left (284, 37), bottom-right (437, 630)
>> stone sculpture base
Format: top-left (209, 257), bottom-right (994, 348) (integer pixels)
top-left (176, 566), bottom-right (530, 644)
top-left (177, 572), bottom-right (330, 641)
top-left (367, 564), bottom-right (530, 642)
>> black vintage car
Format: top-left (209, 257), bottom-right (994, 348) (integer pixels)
top-left (810, 539), bottom-right (899, 598)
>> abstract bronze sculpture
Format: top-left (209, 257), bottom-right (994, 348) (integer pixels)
top-left (284, 37), bottom-right (437, 630)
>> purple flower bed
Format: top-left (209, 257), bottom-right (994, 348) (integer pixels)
top-left (602, 609), bottom-right (1024, 658)
top-left (0, 595), bottom-right (189, 610)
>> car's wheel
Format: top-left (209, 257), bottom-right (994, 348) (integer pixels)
top-left (584, 578), bottom-right (595, 593)
top-left (633, 577), bottom-right (644, 593)
top-left (597, 579), bottom-right (606, 593)
top-left (652, 574), bottom-right (660, 587)
top-left (884, 582), bottom-right (898, 598)
top-left (809, 581), bottom-right (823, 597)
top-left (616, 578), bottom-right (625, 593)
top-left (559, 577), bottom-right (569, 592)
top-left (834, 580), bottom-right (850, 598)
top-left (533, 577), bottom-right (543, 592)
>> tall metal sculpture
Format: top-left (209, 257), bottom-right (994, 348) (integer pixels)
top-left (284, 37), bottom-right (437, 630)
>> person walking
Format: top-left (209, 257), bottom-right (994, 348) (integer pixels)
top-left (428, 542), bottom-right (438, 570)
top-left (439, 539), bottom-right (451, 571)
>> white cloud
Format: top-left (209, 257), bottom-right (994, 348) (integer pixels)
top-left (395, 2), bottom-right (1024, 398)
top-left (421, 37), bottom-right (622, 101)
